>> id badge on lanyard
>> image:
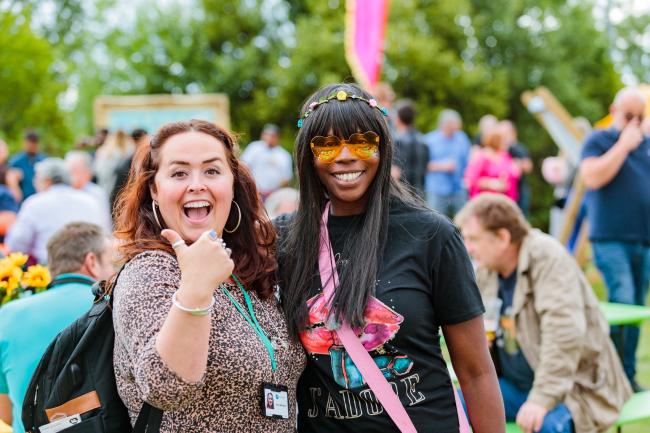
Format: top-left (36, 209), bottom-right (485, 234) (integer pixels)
top-left (261, 382), bottom-right (289, 419)
top-left (222, 274), bottom-right (289, 420)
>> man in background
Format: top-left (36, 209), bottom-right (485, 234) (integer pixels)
top-left (0, 222), bottom-right (115, 433)
top-left (9, 130), bottom-right (47, 202)
top-left (423, 109), bottom-right (471, 217)
top-left (456, 193), bottom-right (631, 433)
top-left (241, 124), bottom-right (292, 199)
top-left (391, 99), bottom-right (428, 196)
top-left (65, 151), bottom-right (112, 229)
top-left (580, 87), bottom-right (650, 391)
top-left (5, 158), bottom-right (106, 263)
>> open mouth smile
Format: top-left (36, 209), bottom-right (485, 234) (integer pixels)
top-left (183, 200), bottom-right (213, 223)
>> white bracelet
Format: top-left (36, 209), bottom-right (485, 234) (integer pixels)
top-left (171, 291), bottom-right (215, 316)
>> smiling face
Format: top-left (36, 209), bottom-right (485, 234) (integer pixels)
top-left (151, 131), bottom-right (234, 242)
top-left (313, 131), bottom-right (380, 216)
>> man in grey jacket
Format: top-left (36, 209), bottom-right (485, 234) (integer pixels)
top-left (456, 193), bottom-right (631, 433)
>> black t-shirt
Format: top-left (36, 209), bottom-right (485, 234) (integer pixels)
top-left (393, 128), bottom-right (429, 194)
top-left (495, 271), bottom-right (535, 390)
top-left (276, 200), bottom-right (485, 433)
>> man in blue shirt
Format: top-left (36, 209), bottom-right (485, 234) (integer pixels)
top-left (9, 131), bottom-right (47, 202)
top-left (580, 87), bottom-right (650, 391)
top-left (0, 222), bottom-right (114, 433)
top-left (423, 109), bottom-right (471, 217)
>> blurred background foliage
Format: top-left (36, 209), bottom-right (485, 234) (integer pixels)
top-left (1, 0), bottom-right (648, 228)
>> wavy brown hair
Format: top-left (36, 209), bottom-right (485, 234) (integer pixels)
top-left (113, 119), bottom-right (277, 298)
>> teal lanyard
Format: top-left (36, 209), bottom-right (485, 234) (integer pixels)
top-left (221, 274), bottom-right (277, 372)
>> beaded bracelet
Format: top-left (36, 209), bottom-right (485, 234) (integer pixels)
top-left (171, 291), bottom-right (215, 317)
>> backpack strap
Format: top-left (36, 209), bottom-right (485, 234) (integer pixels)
top-left (47, 276), bottom-right (95, 289)
top-left (132, 402), bottom-right (163, 433)
top-left (92, 263), bottom-right (128, 307)
top-left (109, 260), bottom-right (163, 433)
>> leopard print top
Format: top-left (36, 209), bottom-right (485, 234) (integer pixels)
top-left (113, 251), bottom-right (306, 432)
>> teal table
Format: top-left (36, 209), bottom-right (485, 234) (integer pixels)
top-left (600, 302), bottom-right (650, 326)
top-left (496, 304), bottom-right (650, 433)
top-left (506, 391), bottom-right (650, 432)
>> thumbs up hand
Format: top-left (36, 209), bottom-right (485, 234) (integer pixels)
top-left (161, 229), bottom-right (234, 305)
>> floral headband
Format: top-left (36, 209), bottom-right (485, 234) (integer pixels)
top-left (297, 90), bottom-right (389, 128)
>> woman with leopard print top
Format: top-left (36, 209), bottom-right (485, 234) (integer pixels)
top-left (112, 120), bottom-right (306, 432)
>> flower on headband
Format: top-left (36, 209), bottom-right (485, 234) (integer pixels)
top-left (296, 89), bottom-right (388, 128)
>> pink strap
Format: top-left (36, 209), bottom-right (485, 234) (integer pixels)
top-left (318, 203), bottom-right (471, 433)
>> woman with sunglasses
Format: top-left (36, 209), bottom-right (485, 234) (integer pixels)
top-left (276, 83), bottom-right (504, 433)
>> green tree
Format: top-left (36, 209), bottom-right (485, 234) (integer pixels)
top-left (468, 0), bottom-right (621, 227)
top-left (385, 0), bottom-right (509, 132)
top-left (252, 0), bottom-right (509, 147)
top-left (0, 9), bottom-right (69, 153)
top-left (64, 0), bottom-right (284, 144)
top-left (613, 13), bottom-right (650, 84)
top-left (16, 0), bottom-right (628, 230)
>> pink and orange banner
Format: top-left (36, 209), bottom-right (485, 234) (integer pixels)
top-left (345, 0), bottom-right (390, 91)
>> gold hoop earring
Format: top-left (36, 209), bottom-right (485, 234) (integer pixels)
top-left (152, 200), bottom-right (163, 229)
top-left (224, 200), bottom-right (241, 233)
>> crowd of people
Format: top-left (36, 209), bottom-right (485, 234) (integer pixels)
top-left (388, 100), bottom-right (533, 219)
top-left (0, 82), bottom-right (646, 433)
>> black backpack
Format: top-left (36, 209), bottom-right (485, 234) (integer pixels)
top-left (22, 270), bottom-right (163, 433)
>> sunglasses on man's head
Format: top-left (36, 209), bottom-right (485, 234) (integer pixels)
top-left (624, 112), bottom-right (645, 123)
top-left (310, 131), bottom-right (380, 163)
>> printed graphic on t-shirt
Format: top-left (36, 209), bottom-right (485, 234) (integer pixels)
top-left (299, 293), bottom-right (414, 390)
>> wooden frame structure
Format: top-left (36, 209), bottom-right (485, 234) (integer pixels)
top-left (521, 87), bottom-right (590, 262)
top-left (93, 93), bottom-right (230, 133)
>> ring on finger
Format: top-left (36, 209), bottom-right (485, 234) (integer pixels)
top-left (208, 229), bottom-right (218, 240)
top-left (171, 239), bottom-right (186, 249)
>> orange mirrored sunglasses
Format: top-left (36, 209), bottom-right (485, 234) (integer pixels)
top-left (310, 131), bottom-right (380, 163)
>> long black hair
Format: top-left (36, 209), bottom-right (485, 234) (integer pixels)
top-left (280, 83), bottom-right (418, 339)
